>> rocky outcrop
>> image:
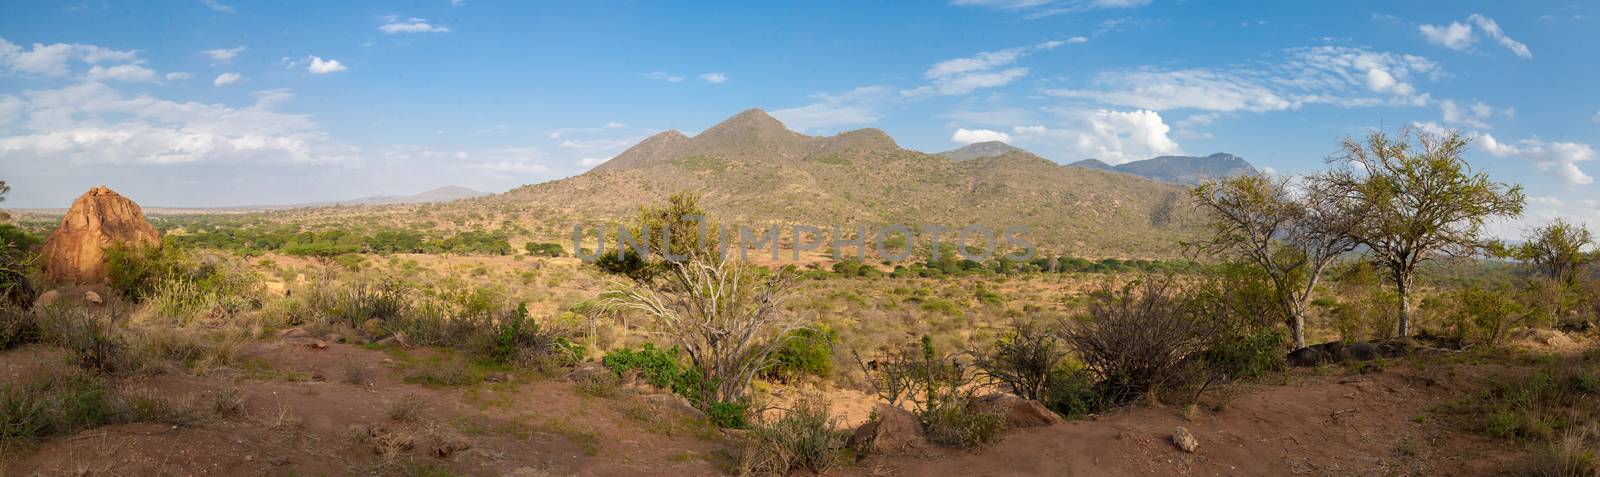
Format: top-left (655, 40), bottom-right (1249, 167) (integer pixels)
top-left (973, 393), bottom-right (1063, 428)
top-left (849, 403), bottom-right (925, 457)
top-left (39, 186), bottom-right (160, 284)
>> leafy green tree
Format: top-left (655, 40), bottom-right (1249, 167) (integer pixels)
top-left (1511, 219), bottom-right (1595, 286)
top-left (1190, 174), bottom-right (1360, 349)
top-left (1316, 128), bottom-right (1525, 337)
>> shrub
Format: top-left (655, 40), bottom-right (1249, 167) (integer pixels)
top-left (1041, 365), bottom-right (1104, 419)
top-left (1445, 287), bottom-right (1534, 348)
top-left (1201, 325), bottom-right (1286, 382)
top-left (1526, 425), bottom-right (1600, 477)
top-left (603, 343), bottom-right (686, 389)
top-left (1061, 278), bottom-right (1215, 405)
top-left (766, 325), bottom-right (836, 382)
top-left (0, 306), bottom-right (40, 351)
top-left (470, 302), bottom-right (585, 372)
top-left (331, 279), bottom-right (411, 328)
top-left (36, 304), bottom-right (131, 374)
top-left (0, 370), bottom-right (117, 449)
top-left (606, 258), bottom-right (798, 427)
top-left (105, 241), bottom-right (190, 301)
top-left (921, 398), bottom-right (1005, 448)
top-left (974, 320), bottom-right (1065, 401)
top-left (525, 242), bottom-right (565, 257)
top-left (737, 397), bottom-right (844, 476)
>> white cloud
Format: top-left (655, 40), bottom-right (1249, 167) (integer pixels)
top-left (1592, 110), bottom-right (1599, 124)
top-left (951, 0), bottom-right (1151, 18)
top-left (699, 72), bottom-right (727, 84)
top-left (213, 72), bottom-right (241, 86)
top-left (200, 0), bottom-right (234, 13)
top-left (166, 72), bottom-right (192, 81)
top-left (1469, 14), bottom-right (1532, 59)
top-left (1418, 21), bottom-right (1474, 50)
top-left (578, 157), bottom-right (607, 167)
top-left (1043, 46), bottom-right (1437, 113)
top-left (380, 17), bottom-right (450, 34)
top-left (643, 71), bottom-right (685, 82)
top-left (905, 40), bottom-right (1069, 97)
top-left (0, 37), bottom-right (142, 76)
top-left (1528, 196), bottom-right (1566, 207)
top-left (86, 64), bottom-right (156, 82)
top-left (306, 56), bottom-right (348, 74)
top-left (1419, 14), bottom-right (1531, 59)
top-left (0, 82), bottom-right (351, 166)
top-left (1439, 99), bottom-right (1492, 129)
top-left (951, 128), bottom-right (1012, 144)
top-left (1008, 108), bottom-right (1181, 164)
top-left (450, 0), bottom-right (466, 6)
top-left (771, 86), bottom-right (895, 131)
top-left (202, 46), bottom-right (246, 63)
top-left (1479, 133), bottom-right (1596, 186)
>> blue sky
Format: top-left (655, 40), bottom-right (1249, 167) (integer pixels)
top-left (0, 0), bottom-right (1597, 235)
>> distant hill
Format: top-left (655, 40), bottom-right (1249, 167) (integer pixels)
top-left (1068, 153), bottom-right (1257, 184)
top-left (938, 142), bottom-right (1257, 185)
top-left (486, 109), bottom-right (1202, 257)
top-left (938, 141), bottom-right (1025, 162)
top-left (332, 186), bottom-right (488, 206)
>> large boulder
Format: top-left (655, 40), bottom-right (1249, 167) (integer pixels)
top-left (848, 403), bottom-right (925, 456)
top-left (38, 186), bottom-right (160, 284)
top-left (973, 393), bottom-right (1062, 428)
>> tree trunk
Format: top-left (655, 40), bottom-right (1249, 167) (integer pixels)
top-left (1289, 309), bottom-right (1306, 350)
top-left (1395, 274), bottom-right (1411, 337)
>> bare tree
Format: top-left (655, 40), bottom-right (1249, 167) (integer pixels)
top-left (1316, 128), bottom-right (1524, 337)
top-left (1190, 174), bottom-right (1360, 349)
top-left (606, 256), bottom-right (799, 406)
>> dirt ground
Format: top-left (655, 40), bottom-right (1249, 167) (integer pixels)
top-left (0, 333), bottom-right (1567, 477)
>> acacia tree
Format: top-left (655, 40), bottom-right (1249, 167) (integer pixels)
top-left (1316, 128), bottom-right (1524, 337)
top-left (1190, 174), bottom-right (1360, 349)
top-left (1513, 219), bottom-right (1595, 286)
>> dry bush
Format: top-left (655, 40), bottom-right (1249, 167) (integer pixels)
top-left (737, 396), bottom-right (845, 476)
top-left (973, 319), bottom-right (1065, 401)
top-left (606, 257), bottom-right (799, 418)
top-left (1061, 278), bottom-right (1215, 405)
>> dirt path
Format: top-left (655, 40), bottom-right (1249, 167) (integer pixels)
top-left (1, 340), bottom-right (1539, 476)
top-left (858, 365), bottom-right (1524, 476)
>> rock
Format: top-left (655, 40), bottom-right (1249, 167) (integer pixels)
top-left (375, 331), bottom-right (410, 348)
top-left (638, 393), bottom-right (706, 420)
top-left (38, 186), bottom-right (161, 284)
top-left (83, 290), bottom-right (103, 305)
top-left (1346, 342), bottom-right (1379, 361)
top-left (849, 403), bottom-right (925, 457)
top-left (33, 289), bottom-right (61, 309)
top-left (280, 328), bottom-right (310, 339)
top-left (308, 340), bottom-right (327, 350)
top-left (1287, 341), bottom-right (1348, 367)
top-left (974, 393), bottom-right (1063, 428)
top-left (566, 364), bottom-right (612, 383)
top-left (1172, 427), bottom-right (1199, 453)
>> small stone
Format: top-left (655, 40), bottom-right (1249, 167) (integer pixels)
top-left (1172, 427), bottom-right (1199, 453)
top-left (84, 290), bottom-right (103, 305)
top-left (308, 340), bottom-right (327, 350)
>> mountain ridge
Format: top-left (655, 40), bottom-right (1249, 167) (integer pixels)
top-left (491, 109), bottom-right (1201, 257)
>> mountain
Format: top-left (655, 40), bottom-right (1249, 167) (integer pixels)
top-left (486, 108), bottom-right (1200, 258)
top-left (1068, 153), bottom-right (1257, 184)
top-left (350, 186), bottom-right (488, 205)
top-left (938, 141), bottom-right (1025, 161)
